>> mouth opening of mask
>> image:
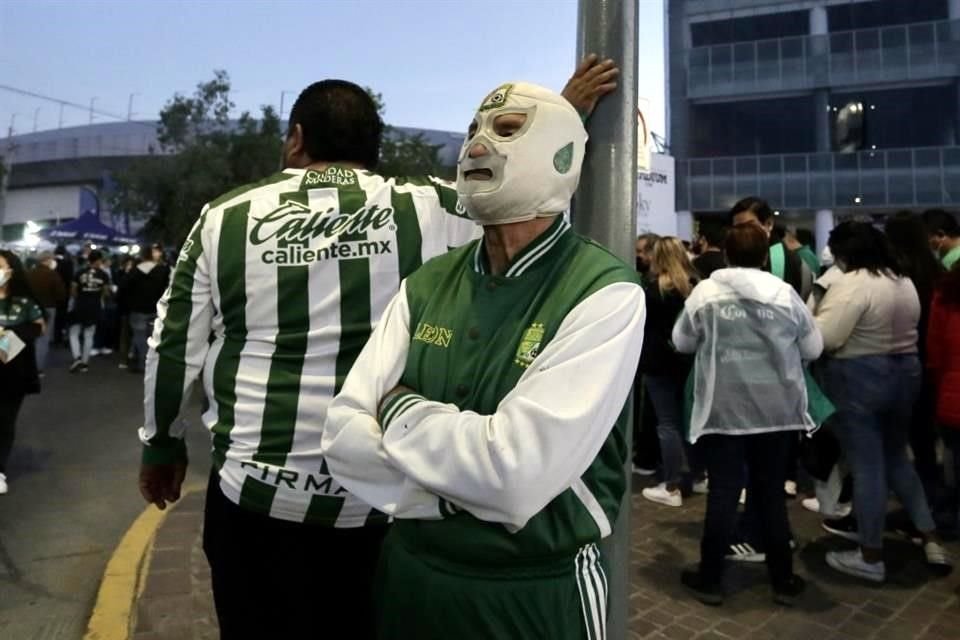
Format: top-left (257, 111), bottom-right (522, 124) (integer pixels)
top-left (463, 168), bottom-right (494, 181)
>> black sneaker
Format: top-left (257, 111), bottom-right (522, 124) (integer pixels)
top-left (681, 569), bottom-right (723, 606)
top-left (69, 359), bottom-right (83, 373)
top-left (772, 575), bottom-right (806, 607)
top-left (80, 362), bottom-right (90, 373)
top-left (822, 515), bottom-right (859, 542)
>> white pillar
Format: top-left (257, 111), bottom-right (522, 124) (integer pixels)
top-left (809, 5), bottom-right (828, 35)
top-left (676, 210), bottom-right (694, 241)
top-left (815, 209), bottom-right (835, 254)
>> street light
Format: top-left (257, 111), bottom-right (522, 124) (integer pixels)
top-left (128, 92), bottom-right (140, 120)
top-left (279, 90), bottom-right (296, 120)
top-left (33, 107), bottom-right (41, 132)
top-left (89, 97), bottom-right (98, 124)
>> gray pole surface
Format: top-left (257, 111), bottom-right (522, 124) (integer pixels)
top-left (574, 1), bottom-right (638, 638)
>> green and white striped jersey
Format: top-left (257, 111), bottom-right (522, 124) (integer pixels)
top-left (139, 165), bottom-right (479, 526)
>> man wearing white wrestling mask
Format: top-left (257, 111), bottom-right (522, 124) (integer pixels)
top-left (321, 74), bottom-right (646, 639)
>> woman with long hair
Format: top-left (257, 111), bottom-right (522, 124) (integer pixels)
top-left (885, 212), bottom-right (945, 501)
top-left (927, 264), bottom-right (960, 534)
top-left (639, 237), bottom-right (700, 507)
top-left (814, 222), bottom-right (952, 581)
top-left (0, 250), bottom-right (45, 495)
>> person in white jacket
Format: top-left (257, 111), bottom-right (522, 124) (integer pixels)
top-left (672, 223), bottom-right (823, 607)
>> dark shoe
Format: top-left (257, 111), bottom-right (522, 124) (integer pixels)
top-left (69, 359), bottom-right (83, 373)
top-left (80, 362), bottom-right (89, 373)
top-left (681, 569), bottom-right (723, 606)
top-left (772, 575), bottom-right (806, 606)
top-left (822, 515), bottom-right (859, 542)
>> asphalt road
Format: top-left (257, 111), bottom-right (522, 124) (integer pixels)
top-left (0, 346), bottom-right (210, 640)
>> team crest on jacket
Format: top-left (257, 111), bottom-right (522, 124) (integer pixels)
top-left (514, 322), bottom-right (544, 368)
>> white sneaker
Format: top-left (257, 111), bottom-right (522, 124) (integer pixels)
top-left (826, 549), bottom-right (885, 583)
top-left (100, 348), bottom-right (113, 355)
top-left (924, 541), bottom-right (954, 576)
top-left (631, 464), bottom-right (657, 477)
top-left (784, 480), bottom-right (798, 497)
top-left (0, 473), bottom-right (7, 495)
top-left (90, 348), bottom-right (101, 356)
top-left (801, 497), bottom-right (852, 518)
top-left (692, 478), bottom-right (709, 494)
top-left (642, 483), bottom-right (682, 507)
top-left (739, 489), bottom-right (746, 505)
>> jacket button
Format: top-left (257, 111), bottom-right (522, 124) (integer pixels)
top-left (455, 384), bottom-right (469, 397)
top-left (468, 327), bottom-right (480, 340)
top-left (486, 281), bottom-right (497, 291)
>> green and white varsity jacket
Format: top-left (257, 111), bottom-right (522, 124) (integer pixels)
top-left (322, 217), bottom-right (646, 564)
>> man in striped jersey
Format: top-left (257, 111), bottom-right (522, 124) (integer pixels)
top-left (138, 58), bottom-right (618, 639)
top-left (322, 79), bottom-right (642, 639)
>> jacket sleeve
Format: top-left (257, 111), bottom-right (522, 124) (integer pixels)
top-left (372, 282), bottom-right (645, 531)
top-left (671, 298), bottom-right (701, 354)
top-left (138, 209), bottom-right (214, 464)
top-left (321, 280), bottom-right (445, 520)
top-left (814, 275), bottom-right (867, 353)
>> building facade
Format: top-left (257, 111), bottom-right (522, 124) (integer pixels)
top-left (668, 0), bottom-right (960, 247)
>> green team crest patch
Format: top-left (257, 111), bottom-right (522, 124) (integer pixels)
top-left (553, 142), bottom-right (574, 174)
top-left (479, 84), bottom-right (514, 111)
top-left (515, 322), bottom-right (545, 368)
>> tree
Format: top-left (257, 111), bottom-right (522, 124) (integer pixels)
top-left (367, 89), bottom-right (453, 180)
top-left (111, 71), bottom-right (282, 245)
top-left (113, 74), bottom-right (454, 246)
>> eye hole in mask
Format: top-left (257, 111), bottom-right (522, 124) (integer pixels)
top-left (492, 113), bottom-right (528, 138)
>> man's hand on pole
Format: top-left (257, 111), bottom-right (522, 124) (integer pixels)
top-left (139, 461), bottom-right (188, 510)
top-left (562, 54), bottom-right (620, 120)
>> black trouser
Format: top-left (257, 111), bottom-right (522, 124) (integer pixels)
top-left (0, 395), bottom-right (25, 475)
top-left (202, 472), bottom-right (388, 640)
top-left (632, 376), bottom-right (661, 470)
top-left (910, 379), bottom-right (941, 501)
top-left (699, 432), bottom-right (794, 588)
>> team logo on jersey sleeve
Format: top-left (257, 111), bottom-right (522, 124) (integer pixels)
top-left (514, 322), bottom-right (544, 368)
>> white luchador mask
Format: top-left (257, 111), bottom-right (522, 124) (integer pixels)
top-left (456, 82), bottom-right (587, 226)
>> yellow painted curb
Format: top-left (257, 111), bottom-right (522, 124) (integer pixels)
top-left (84, 485), bottom-right (203, 640)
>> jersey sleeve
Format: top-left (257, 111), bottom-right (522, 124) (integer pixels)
top-left (139, 207), bottom-right (214, 464)
top-left (428, 176), bottom-right (480, 249)
top-left (321, 280), bottom-right (445, 520)
top-left (374, 281), bottom-right (645, 531)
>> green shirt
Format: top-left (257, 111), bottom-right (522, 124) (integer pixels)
top-left (943, 245), bottom-right (960, 271)
top-left (323, 217), bottom-right (646, 566)
top-left (797, 245), bottom-right (821, 275)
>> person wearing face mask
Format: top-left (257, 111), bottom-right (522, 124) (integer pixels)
top-left (137, 58), bottom-right (617, 640)
top-left (922, 209), bottom-right (960, 270)
top-left (27, 251), bottom-right (67, 375)
top-left (322, 77), bottom-right (642, 640)
top-left (0, 251), bottom-right (45, 495)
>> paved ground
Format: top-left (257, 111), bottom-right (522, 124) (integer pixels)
top-left (0, 347), bottom-right (209, 640)
top-left (134, 477), bottom-right (960, 640)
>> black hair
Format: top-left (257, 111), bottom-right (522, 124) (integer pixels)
top-left (725, 223), bottom-right (769, 268)
top-left (88, 250), bottom-right (104, 264)
top-left (921, 209), bottom-right (960, 237)
top-left (729, 196), bottom-right (774, 225)
top-left (885, 211), bottom-right (943, 302)
top-left (0, 250), bottom-right (41, 307)
top-left (828, 221), bottom-right (902, 277)
top-left (288, 80), bottom-right (384, 170)
top-left (698, 221), bottom-right (726, 248)
top-left (795, 229), bottom-right (815, 247)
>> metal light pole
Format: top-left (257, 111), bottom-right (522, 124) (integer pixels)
top-left (33, 107), bottom-right (41, 132)
top-left (279, 90), bottom-right (296, 120)
top-left (58, 102), bottom-right (65, 128)
top-left (128, 93), bottom-right (139, 120)
top-left (89, 97), bottom-right (98, 124)
top-left (574, 1), bottom-right (638, 639)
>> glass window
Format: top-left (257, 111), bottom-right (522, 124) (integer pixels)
top-left (828, 0), bottom-right (947, 32)
top-left (691, 11), bottom-right (809, 47)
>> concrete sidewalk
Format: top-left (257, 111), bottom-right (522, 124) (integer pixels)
top-left (130, 483), bottom-right (960, 640)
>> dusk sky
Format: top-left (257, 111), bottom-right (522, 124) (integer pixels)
top-left (1, 0), bottom-right (666, 138)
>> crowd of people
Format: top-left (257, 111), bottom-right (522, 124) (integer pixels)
top-left (1, 50), bottom-right (958, 637)
top-left (634, 201), bottom-right (960, 604)
top-left (0, 241), bottom-right (171, 495)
